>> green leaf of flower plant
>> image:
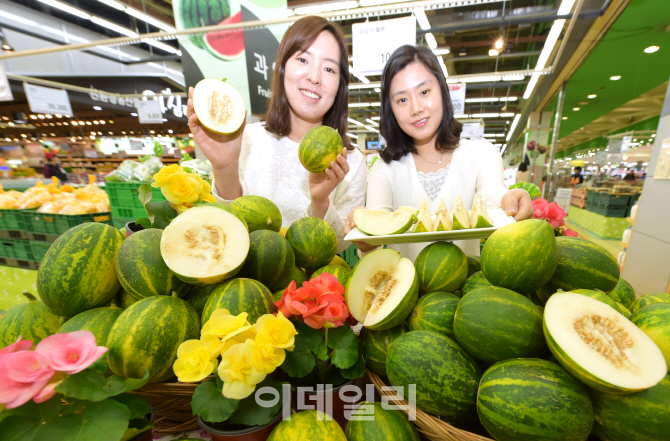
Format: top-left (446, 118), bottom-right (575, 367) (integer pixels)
top-left (0, 415), bottom-right (41, 441)
top-left (123, 370), bottom-right (150, 392)
top-left (138, 184), bottom-right (154, 225)
top-left (110, 394), bottom-right (151, 420)
top-left (228, 377), bottom-right (284, 426)
top-left (328, 326), bottom-right (359, 369)
top-left (179, 152), bottom-right (193, 163)
top-left (135, 218), bottom-right (152, 229)
top-left (55, 371), bottom-right (124, 402)
top-left (281, 337), bottom-right (316, 379)
top-left (191, 379), bottom-right (239, 423)
top-left (340, 347), bottom-right (366, 380)
top-left (0, 398), bottom-right (62, 424)
top-left (146, 200), bottom-right (177, 229)
top-left (37, 399), bottom-right (130, 441)
top-left (153, 142), bottom-right (164, 157)
top-left (293, 320), bottom-right (323, 353)
top-left (314, 340), bottom-right (329, 361)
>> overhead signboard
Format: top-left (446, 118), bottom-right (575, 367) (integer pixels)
top-left (353, 16), bottom-right (417, 76)
top-left (0, 66), bottom-right (13, 102)
top-left (23, 82), bottom-right (72, 116)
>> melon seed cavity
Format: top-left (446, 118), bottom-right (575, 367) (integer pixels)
top-left (184, 226), bottom-right (226, 262)
top-left (364, 271), bottom-right (397, 314)
top-left (208, 90), bottom-right (233, 125)
top-left (574, 314), bottom-right (634, 368)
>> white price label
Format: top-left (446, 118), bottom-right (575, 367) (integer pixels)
top-left (23, 82), bottom-right (72, 116)
top-left (448, 83), bottom-right (466, 116)
top-left (352, 16), bottom-right (417, 76)
top-left (0, 66), bottom-right (13, 102)
top-left (136, 100), bottom-right (164, 124)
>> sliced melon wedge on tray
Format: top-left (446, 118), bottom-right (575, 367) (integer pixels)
top-left (161, 205), bottom-right (250, 286)
top-left (544, 292), bottom-right (667, 393)
top-left (354, 208), bottom-right (415, 236)
top-left (433, 198), bottom-right (452, 231)
top-left (346, 249), bottom-right (418, 330)
top-left (452, 196), bottom-right (471, 230)
top-left (470, 194), bottom-right (493, 228)
top-left (193, 78), bottom-right (246, 134)
top-left (414, 200), bottom-right (433, 233)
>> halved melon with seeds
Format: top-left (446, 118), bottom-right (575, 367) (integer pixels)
top-left (161, 205), bottom-right (250, 286)
top-left (544, 292), bottom-right (667, 393)
top-left (193, 79), bottom-right (246, 134)
top-left (354, 208), bottom-right (415, 236)
top-left (345, 249), bottom-right (418, 330)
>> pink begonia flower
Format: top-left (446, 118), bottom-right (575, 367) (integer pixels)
top-left (545, 202), bottom-right (567, 228)
top-left (532, 198), bottom-right (549, 219)
top-left (0, 350), bottom-right (53, 409)
top-left (35, 330), bottom-right (107, 375)
top-left (33, 371), bottom-right (67, 403)
top-left (0, 336), bottom-right (33, 355)
top-left (562, 228), bottom-right (579, 237)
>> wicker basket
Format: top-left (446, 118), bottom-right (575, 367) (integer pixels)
top-left (367, 369), bottom-right (493, 441)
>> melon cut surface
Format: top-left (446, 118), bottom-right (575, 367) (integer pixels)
top-left (354, 209), bottom-right (414, 236)
top-left (470, 194), bottom-right (493, 228)
top-left (433, 199), bottom-right (452, 231)
top-left (193, 79), bottom-right (246, 134)
top-left (161, 205), bottom-right (250, 285)
top-left (346, 249), bottom-right (418, 330)
top-left (413, 200), bottom-right (433, 233)
top-left (544, 292), bottom-right (667, 393)
top-left (452, 196), bottom-right (471, 230)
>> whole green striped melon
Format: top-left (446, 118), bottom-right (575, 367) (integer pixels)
top-left (298, 126), bottom-right (343, 174)
top-left (116, 289), bottom-right (136, 309)
top-left (453, 286), bottom-right (545, 363)
top-left (387, 330), bottom-right (481, 420)
top-left (286, 217), bottom-right (338, 271)
top-left (609, 277), bottom-right (636, 309)
top-left (287, 266), bottom-right (309, 288)
top-left (206, 203), bottom-right (249, 231)
top-left (37, 222), bottom-right (124, 318)
top-left (345, 402), bottom-right (419, 441)
top-left (311, 264), bottom-right (351, 287)
top-left (614, 301), bottom-right (632, 319)
top-left (481, 219), bottom-right (558, 294)
top-left (184, 284), bottom-right (219, 316)
top-left (630, 293), bottom-right (670, 314)
top-left (570, 288), bottom-right (620, 309)
top-left (538, 236), bottom-right (619, 301)
top-left (477, 358), bottom-right (594, 441)
top-left (230, 195), bottom-right (282, 233)
top-left (408, 292), bottom-right (459, 338)
top-left (360, 323), bottom-right (408, 376)
top-left (267, 410), bottom-right (346, 441)
top-left (202, 278), bottom-right (276, 325)
top-left (0, 292), bottom-right (60, 349)
top-left (414, 241), bottom-right (468, 294)
top-left (466, 255), bottom-right (481, 278)
top-left (107, 293), bottom-right (199, 383)
top-left (57, 305), bottom-right (123, 376)
top-left (241, 230), bottom-right (295, 292)
top-left (460, 271), bottom-right (491, 297)
top-left (632, 303), bottom-right (670, 371)
top-left (329, 255), bottom-right (350, 269)
top-left (590, 374), bottom-right (670, 441)
top-left (116, 229), bottom-right (190, 301)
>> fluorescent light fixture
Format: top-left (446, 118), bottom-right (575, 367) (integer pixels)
top-left (425, 33), bottom-right (438, 50)
top-left (93, 106), bottom-right (102, 111)
top-left (131, 113), bottom-right (138, 117)
top-left (501, 96), bottom-right (518, 101)
top-left (348, 103), bottom-right (371, 108)
top-left (652, 134), bottom-right (656, 137)
top-left (562, 116), bottom-right (568, 120)
top-left (359, 0), bottom-right (407, 6)
top-left (489, 49), bottom-right (499, 56)
top-left (557, 0), bottom-right (577, 15)
top-left (41, 26), bottom-right (89, 43)
top-left (610, 75), bottom-right (621, 80)
top-left (91, 17), bottom-right (139, 37)
top-left (466, 97), bottom-right (499, 103)
top-left (350, 67), bottom-right (370, 84)
top-left (432, 48), bottom-right (450, 56)
top-left (587, 94), bottom-right (597, 99)
top-left (573, 107), bottom-right (580, 111)
top-left (506, 114), bottom-right (521, 141)
top-left (366, 118), bottom-right (379, 126)
top-left (523, 72), bottom-right (541, 99)
top-left (371, 116), bottom-right (381, 120)
top-left (126, 8), bottom-right (176, 32)
top-left (414, 9), bottom-right (431, 30)
top-left (644, 45), bottom-right (660, 53)
top-left (294, 1), bottom-right (358, 15)
top-left (38, 0), bottom-right (91, 20)
top-left (0, 11), bottom-right (38, 26)
top-left (438, 56), bottom-right (448, 78)
top-left (346, 133), bottom-right (358, 139)
top-left (349, 83), bottom-right (380, 90)
top-left (536, 19), bottom-right (565, 70)
top-left (500, 113), bottom-right (516, 117)
top-left (502, 74), bottom-right (525, 81)
top-left (374, 87), bottom-right (381, 92)
top-left (484, 133), bottom-right (505, 137)
top-left (471, 113), bottom-right (503, 118)
top-left (365, 125), bottom-right (380, 133)
top-left (143, 39), bottom-right (180, 54)
top-left (347, 118), bottom-right (364, 126)
top-left (495, 39), bottom-right (503, 50)
top-left (97, 0), bottom-right (126, 11)
top-left (351, 142), bottom-right (358, 147)
top-left (370, 102), bottom-right (381, 107)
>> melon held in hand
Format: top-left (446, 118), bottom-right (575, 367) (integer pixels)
top-left (298, 126), bottom-right (343, 174)
top-left (192, 78), bottom-right (246, 134)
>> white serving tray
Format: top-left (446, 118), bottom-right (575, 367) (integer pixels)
top-left (344, 208), bottom-right (515, 245)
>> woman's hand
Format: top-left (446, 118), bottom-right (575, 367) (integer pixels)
top-left (345, 206), bottom-right (379, 253)
top-left (501, 189), bottom-right (534, 221)
top-left (310, 148), bottom-right (350, 219)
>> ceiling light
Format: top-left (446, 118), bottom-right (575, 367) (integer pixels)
top-left (465, 97), bottom-right (499, 103)
top-left (91, 17), bottom-right (139, 38)
top-left (93, 106), bottom-right (102, 111)
top-left (557, 0), bottom-right (577, 15)
top-left (359, 0), bottom-right (407, 6)
top-left (71, 121), bottom-right (78, 125)
top-left (502, 74), bottom-right (525, 81)
top-left (652, 134), bottom-right (656, 137)
top-left (78, 121), bottom-right (85, 125)
top-left (348, 103), bottom-right (371, 108)
top-left (37, 0), bottom-right (91, 20)
top-left (587, 94), bottom-right (597, 99)
top-left (45, 114), bottom-right (52, 119)
top-left (374, 88), bottom-right (381, 93)
top-left (364, 125), bottom-right (380, 133)
top-left (506, 114), bottom-right (521, 141)
top-left (562, 116), bottom-right (568, 120)
top-left (86, 121), bottom-right (92, 125)
top-left (131, 113), bottom-right (138, 117)
top-left (350, 67), bottom-right (370, 84)
top-left (537, 19), bottom-right (565, 71)
top-left (425, 33), bottom-right (438, 50)
top-left (143, 39), bottom-right (180, 54)
top-left (500, 113), bottom-right (516, 117)
top-left (471, 113), bottom-right (503, 118)
top-left (30, 115), bottom-right (37, 120)
top-left (347, 118), bottom-right (364, 126)
top-left (371, 116), bottom-right (381, 121)
top-left (610, 75), bottom-right (621, 80)
top-left (346, 133), bottom-right (358, 139)
top-left (99, 120), bottom-right (105, 124)
top-left (414, 8), bottom-right (431, 31)
top-left (573, 107), bottom-right (580, 111)
top-left (93, 120), bottom-right (99, 124)
top-left (366, 118), bottom-right (379, 126)
top-left (644, 45), bottom-right (660, 54)
top-left (0, 11), bottom-right (38, 27)
top-left (125, 8), bottom-right (175, 32)
top-left (96, 0), bottom-right (126, 10)
top-left (488, 49), bottom-right (499, 57)
top-left (495, 39), bottom-right (503, 50)
top-left (437, 56), bottom-right (448, 78)
top-left (286, 9), bottom-right (295, 16)
top-left (294, 1), bottom-right (358, 15)
top-left (432, 48), bottom-right (450, 56)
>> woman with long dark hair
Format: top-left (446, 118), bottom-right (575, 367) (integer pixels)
top-left (186, 16), bottom-right (366, 252)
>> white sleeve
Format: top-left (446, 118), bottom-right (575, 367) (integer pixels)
top-left (365, 158), bottom-right (394, 212)
top-left (475, 144), bottom-right (508, 208)
top-left (210, 132), bottom-right (252, 203)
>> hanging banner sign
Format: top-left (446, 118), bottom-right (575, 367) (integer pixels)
top-left (353, 16), bottom-right (417, 76)
top-left (0, 66), bottom-right (13, 102)
top-left (136, 100), bottom-right (164, 124)
top-left (448, 83), bottom-right (466, 116)
top-left (23, 83), bottom-right (72, 116)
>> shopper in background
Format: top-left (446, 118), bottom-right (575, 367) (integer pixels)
top-left (571, 166), bottom-right (584, 185)
top-left (516, 162), bottom-right (531, 183)
top-left (344, 45), bottom-right (532, 261)
top-left (43, 152), bottom-right (68, 183)
top-left (186, 16), bottom-right (366, 252)
top-left (623, 169), bottom-right (637, 182)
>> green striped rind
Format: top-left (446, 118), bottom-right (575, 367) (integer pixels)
top-left (202, 278), bottom-right (276, 325)
top-left (288, 266), bottom-right (309, 288)
top-left (631, 303), bottom-right (670, 371)
top-left (460, 271), bottom-right (491, 297)
top-left (590, 374), bottom-right (670, 441)
top-left (116, 229), bottom-right (190, 301)
top-left (267, 410), bottom-right (347, 441)
top-left (408, 292), bottom-right (459, 338)
top-left (614, 302), bottom-right (631, 318)
top-left (184, 284), bottom-right (219, 316)
top-left (570, 289), bottom-right (620, 309)
top-left (630, 293), bottom-right (670, 314)
top-left (116, 289), bottom-right (137, 309)
top-left (538, 236), bottom-right (620, 301)
top-left (345, 402), bottom-right (420, 441)
top-left (329, 255), bottom-right (350, 270)
top-left (0, 292), bottom-right (60, 349)
top-left (297, 126), bottom-right (343, 174)
top-left (230, 195), bottom-right (282, 233)
top-left (466, 255), bottom-right (481, 278)
top-left (481, 219), bottom-right (558, 294)
top-left (311, 265), bottom-right (351, 287)
top-left (367, 272), bottom-right (419, 331)
top-left (107, 294), bottom-right (199, 383)
top-left (206, 203), bottom-right (249, 231)
top-left (360, 323), bottom-right (408, 376)
top-left (286, 217), bottom-right (338, 271)
top-left (477, 359), bottom-right (594, 441)
top-left (453, 287), bottom-right (545, 363)
top-left (387, 330), bottom-right (481, 420)
top-left (37, 222), bottom-right (125, 317)
top-left (609, 278), bottom-right (636, 309)
top-left (414, 241), bottom-right (468, 294)
top-left (241, 230), bottom-right (295, 292)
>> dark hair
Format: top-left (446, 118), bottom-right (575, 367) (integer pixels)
top-left (263, 16), bottom-right (351, 149)
top-left (518, 162), bottom-right (528, 172)
top-left (379, 45), bottom-right (462, 163)
top-left (574, 166), bottom-right (582, 172)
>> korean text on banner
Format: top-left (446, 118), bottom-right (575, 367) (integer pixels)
top-left (23, 82), bottom-right (72, 116)
top-left (353, 16), bottom-right (417, 76)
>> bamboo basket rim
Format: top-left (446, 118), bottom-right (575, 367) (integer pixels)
top-left (367, 369), bottom-right (493, 441)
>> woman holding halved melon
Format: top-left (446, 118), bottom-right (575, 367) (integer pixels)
top-left (345, 45), bottom-right (533, 261)
top-left (187, 16), bottom-right (366, 252)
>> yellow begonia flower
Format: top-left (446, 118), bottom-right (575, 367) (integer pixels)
top-left (248, 335), bottom-right (286, 374)
top-left (218, 342), bottom-right (267, 400)
top-left (201, 309), bottom-right (253, 342)
top-left (160, 171), bottom-right (202, 205)
top-left (202, 192), bottom-right (217, 203)
top-left (195, 174), bottom-right (212, 193)
top-left (255, 312), bottom-right (297, 350)
top-left (173, 339), bottom-right (218, 382)
top-left (200, 334), bottom-right (224, 359)
top-left (152, 164), bottom-right (184, 188)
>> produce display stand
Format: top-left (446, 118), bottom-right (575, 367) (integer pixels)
top-left (128, 380), bottom-right (202, 435)
top-left (568, 206), bottom-right (632, 239)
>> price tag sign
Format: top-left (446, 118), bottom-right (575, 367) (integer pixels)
top-left (0, 66), bottom-right (13, 102)
top-left (448, 83), bottom-right (466, 116)
top-left (136, 99), bottom-right (164, 124)
top-left (461, 121), bottom-right (484, 139)
top-left (23, 82), bottom-right (72, 116)
top-left (353, 16), bottom-right (417, 76)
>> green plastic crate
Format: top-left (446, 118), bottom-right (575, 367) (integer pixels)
top-left (340, 245), bottom-right (360, 268)
top-left (112, 206), bottom-right (148, 220)
top-left (23, 212), bottom-right (112, 235)
top-left (112, 217), bottom-right (134, 230)
top-left (29, 241), bottom-right (52, 262)
top-left (594, 193), bottom-right (630, 206)
top-left (0, 209), bottom-right (28, 230)
top-left (0, 238), bottom-right (34, 260)
top-left (592, 204), bottom-right (628, 218)
top-left (105, 182), bottom-right (165, 210)
top-left (586, 191), bottom-right (597, 202)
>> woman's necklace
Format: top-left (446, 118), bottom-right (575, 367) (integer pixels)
top-left (416, 150), bottom-right (444, 164)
